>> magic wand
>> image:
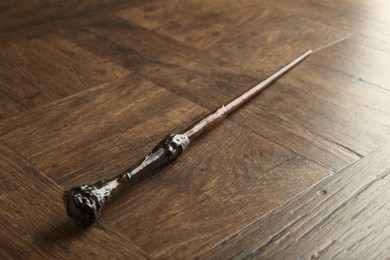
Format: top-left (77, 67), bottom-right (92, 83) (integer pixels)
top-left (63, 50), bottom-right (312, 227)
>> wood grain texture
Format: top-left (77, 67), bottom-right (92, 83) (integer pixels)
top-left (261, 0), bottom-right (390, 41)
top-left (313, 35), bottom-right (390, 93)
top-left (0, 73), bottom-right (333, 257)
top-left (235, 45), bottom-right (390, 161)
top-left (0, 74), bottom-right (206, 187)
top-left (62, 16), bottom-right (259, 89)
top-left (105, 122), bottom-right (332, 258)
top-left (1, 0), bottom-right (390, 258)
top-left (0, 140), bottom-right (149, 259)
top-left (0, 0), bottom-right (127, 32)
top-left (116, 0), bottom-right (289, 50)
top-left (208, 14), bottom-right (349, 72)
top-left (57, 16), bottom-right (368, 172)
top-left (203, 144), bottom-right (390, 259)
top-left (0, 33), bottom-right (128, 119)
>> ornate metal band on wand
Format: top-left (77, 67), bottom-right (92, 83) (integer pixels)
top-left (63, 50), bottom-right (313, 227)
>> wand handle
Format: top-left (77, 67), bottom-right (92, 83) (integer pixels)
top-left (63, 134), bottom-right (190, 227)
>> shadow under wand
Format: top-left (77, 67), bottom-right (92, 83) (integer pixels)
top-left (63, 50), bottom-right (313, 227)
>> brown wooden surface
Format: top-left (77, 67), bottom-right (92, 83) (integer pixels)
top-left (0, 140), bottom-right (148, 259)
top-left (1, 0), bottom-right (389, 259)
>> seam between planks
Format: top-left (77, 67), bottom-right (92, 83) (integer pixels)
top-left (0, 1), bottom-right (152, 35)
top-left (0, 138), bottom-right (152, 259)
top-left (68, 16), bottom-right (364, 171)
top-left (200, 143), bottom-right (390, 258)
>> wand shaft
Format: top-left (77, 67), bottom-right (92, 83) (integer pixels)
top-left (63, 50), bottom-right (312, 227)
top-left (182, 50), bottom-right (312, 141)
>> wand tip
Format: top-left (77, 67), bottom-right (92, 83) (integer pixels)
top-left (304, 49), bottom-right (313, 57)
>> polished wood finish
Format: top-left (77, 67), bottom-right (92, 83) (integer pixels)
top-left (1, 0), bottom-right (389, 258)
top-left (0, 140), bottom-right (148, 259)
top-left (204, 143), bottom-right (390, 259)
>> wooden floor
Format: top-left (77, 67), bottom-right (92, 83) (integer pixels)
top-left (1, 0), bottom-right (390, 259)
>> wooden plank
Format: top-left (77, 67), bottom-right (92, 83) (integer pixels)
top-left (0, 71), bottom-right (332, 258)
top-left (313, 35), bottom-right (390, 92)
top-left (62, 16), bottom-right (259, 89)
top-left (116, 0), bottom-right (289, 49)
top-left (0, 91), bottom-right (27, 120)
top-left (0, 74), bottom-right (206, 187)
top-left (211, 38), bottom-right (390, 170)
top-left (60, 25), bottom-right (250, 110)
top-left (222, 37), bottom-right (390, 170)
top-left (283, 58), bottom-right (390, 117)
top-left (260, 0), bottom-right (390, 43)
top-left (232, 105), bottom-right (361, 171)
top-left (203, 143), bottom-right (390, 259)
top-left (0, 0), bottom-right (127, 32)
top-left (105, 121), bottom-right (332, 258)
top-left (239, 54), bottom-right (389, 157)
top-left (0, 141), bottom-right (149, 259)
top-left (318, 0), bottom-right (384, 9)
top-left (208, 14), bottom-right (348, 72)
top-left (0, 33), bottom-right (128, 119)
top-left (59, 16), bottom-right (363, 171)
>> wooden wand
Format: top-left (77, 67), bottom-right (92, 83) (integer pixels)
top-left (63, 50), bottom-right (312, 227)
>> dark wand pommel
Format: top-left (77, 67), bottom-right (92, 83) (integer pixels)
top-left (63, 50), bottom-right (312, 227)
top-left (63, 134), bottom-right (190, 227)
